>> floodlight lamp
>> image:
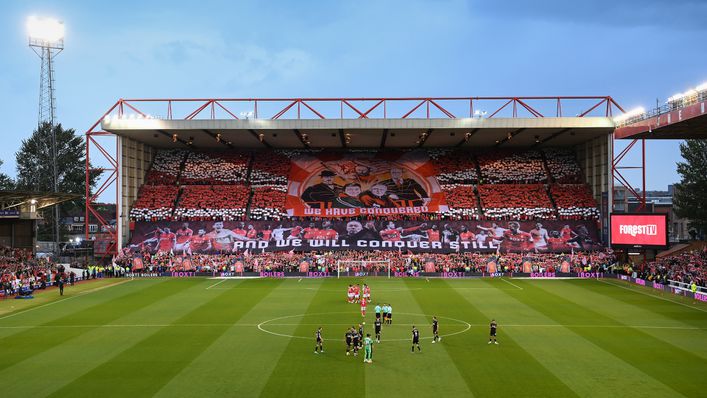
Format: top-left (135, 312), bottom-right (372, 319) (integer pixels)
top-left (27, 16), bottom-right (65, 44)
top-left (613, 107), bottom-right (645, 123)
top-left (30, 199), bottom-right (37, 204)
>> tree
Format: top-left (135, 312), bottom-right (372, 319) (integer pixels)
top-left (673, 139), bottom-right (707, 236)
top-left (15, 122), bottom-right (100, 240)
top-left (0, 160), bottom-right (15, 190)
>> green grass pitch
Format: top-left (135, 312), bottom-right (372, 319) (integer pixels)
top-left (1, 277), bottom-right (706, 397)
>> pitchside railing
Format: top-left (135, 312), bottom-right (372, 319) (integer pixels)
top-left (668, 279), bottom-right (707, 294)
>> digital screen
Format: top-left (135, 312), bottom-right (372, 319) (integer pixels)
top-left (610, 213), bottom-right (668, 248)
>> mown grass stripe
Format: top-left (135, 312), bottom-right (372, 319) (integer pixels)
top-left (0, 278), bottom-right (175, 373)
top-left (46, 278), bottom-right (283, 398)
top-left (414, 278), bottom-right (580, 398)
top-left (536, 279), bottom-right (707, 360)
top-left (258, 278), bottom-right (365, 398)
top-left (468, 278), bottom-right (684, 397)
top-left (504, 279), bottom-right (707, 397)
top-left (152, 278), bottom-right (325, 397)
top-left (367, 278), bottom-right (473, 397)
top-left (0, 279), bottom-right (221, 398)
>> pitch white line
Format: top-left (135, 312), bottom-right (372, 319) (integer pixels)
top-left (0, 323), bottom-right (704, 331)
top-left (499, 278), bottom-right (523, 290)
top-left (599, 279), bottom-right (707, 314)
top-left (206, 279), bottom-right (227, 290)
top-left (0, 280), bottom-right (132, 321)
top-left (257, 312), bottom-right (472, 341)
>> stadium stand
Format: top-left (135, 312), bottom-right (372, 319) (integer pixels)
top-left (144, 150), bottom-right (187, 185)
top-left (250, 187), bottom-right (288, 220)
top-left (629, 249), bottom-right (707, 287)
top-left (429, 149), bottom-right (479, 185)
top-left (174, 185), bottom-right (249, 220)
top-left (543, 148), bottom-right (583, 183)
top-left (440, 185), bottom-right (481, 220)
top-left (128, 149), bottom-right (600, 223)
top-left (477, 150), bottom-right (547, 184)
top-left (129, 185), bottom-right (179, 221)
top-left (550, 184), bottom-right (600, 219)
top-left (180, 152), bottom-right (251, 184)
top-left (477, 184), bottom-right (555, 220)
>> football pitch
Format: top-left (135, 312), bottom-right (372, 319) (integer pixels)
top-left (1, 277), bottom-right (706, 398)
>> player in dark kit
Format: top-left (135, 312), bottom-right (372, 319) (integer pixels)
top-left (374, 318), bottom-right (382, 343)
top-left (431, 316), bottom-right (440, 343)
top-left (411, 326), bottom-right (421, 352)
top-left (488, 320), bottom-right (498, 344)
top-left (314, 327), bottom-right (324, 353)
top-left (351, 327), bottom-right (360, 356)
top-left (345, 328), bottom-right (354, 356)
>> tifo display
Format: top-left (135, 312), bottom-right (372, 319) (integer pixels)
top-left (129, 148), bottom-right (599, 223)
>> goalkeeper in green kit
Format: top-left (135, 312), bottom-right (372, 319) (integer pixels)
top-left (363, 333), bottom-right (373, 363)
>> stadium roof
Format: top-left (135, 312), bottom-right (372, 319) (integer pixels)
top-left (97, 97), bottom-right (623, 150)
top-left (102, 117), bottom-right (615, 149)
top-left (614, 98), bottom-right (707, 139)
top-left (0, 190), bottom-right (81, 211)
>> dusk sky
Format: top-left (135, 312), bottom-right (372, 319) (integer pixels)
top-left (1, 0), bottom-right (705, 195)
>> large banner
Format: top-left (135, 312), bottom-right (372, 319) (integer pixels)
top-left (128, 219), bottom-right (602, 254)
top-left (285, 151), bottom-right (448, 217)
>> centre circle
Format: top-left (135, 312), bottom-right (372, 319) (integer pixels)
top-left (257, 311), bottom-right (471, 342)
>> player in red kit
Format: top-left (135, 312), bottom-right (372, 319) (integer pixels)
top-left (347, 284), bottom-right (354, 303)
top-left (354, 284), bottom-right (361, 303)
top-left (360, 297), bottom-right (367, 317)
top-left (363, 284), bottom-right (371, 302)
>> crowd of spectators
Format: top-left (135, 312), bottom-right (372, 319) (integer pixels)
top-left (629, 249), bottom-right (707, 287)
top-left (180, 152), bottom-right (251, 184)
top-left (551, 184), bottom-right (600, 220)
top-left (129, 149), bottom-right (600, 223)
top-left (478, 150), bottom-right (547, 184)
top-left (129, 185), bottom-right (179, 221)
top-left (478, 184), bottom-right (555, 220)
top-left (249, 187), bottom-right (288, 220)
top-left (144, 150), bottom-right (186, 185)
top-left (0, 247), bottom-right (56, 296)
top-left (123, 247), bottom-right (617, 274)
top-left (440, 185), bottom-right (481, 220)
top-left (544, 148), bottom-right (583, 183)
top-left (173, 185), bottom-right (249, 220)
top-left (429, 149), bottom-right (479, 185)
top-left (250, 151), bottom-right (290, 187)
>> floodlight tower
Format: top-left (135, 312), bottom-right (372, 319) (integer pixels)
top-left (27, 16), bottom-right (65, 254)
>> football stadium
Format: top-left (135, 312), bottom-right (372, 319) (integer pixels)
top-left (2, 5), bottom-right (707, 398)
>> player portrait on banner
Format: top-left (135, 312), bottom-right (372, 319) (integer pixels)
top-left (286, 151), bottom-right (448, 217)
